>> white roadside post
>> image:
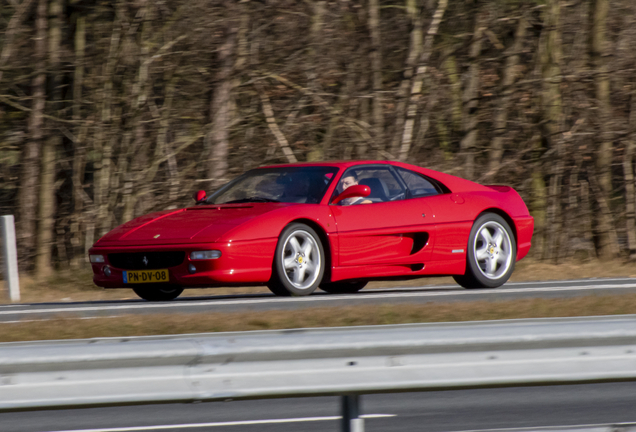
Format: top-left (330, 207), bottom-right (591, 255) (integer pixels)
top-left (1, 215), bottom-right (20, 303)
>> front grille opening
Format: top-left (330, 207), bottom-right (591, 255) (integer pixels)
top-left (108, 252), bottom-right (185, 270)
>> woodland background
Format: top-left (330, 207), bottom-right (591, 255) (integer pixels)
top-left (1, 0), bottom-right (635, 278)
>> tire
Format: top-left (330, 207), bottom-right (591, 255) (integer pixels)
top-left (453, 213), bottom-right (516, 289)
top-left (268, 223), bottom-right (325, 296)
top-left (320, 280), bottom-right (368, 294)
top-left (132, 285), bottom-right (184, 301)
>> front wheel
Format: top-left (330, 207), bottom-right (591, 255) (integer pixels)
top-left (268, 223), bottom-right (325, 296)
top-left (132, 285), bottom-right (184, 301)
top-left (453, 213), bottom-right (516, 289)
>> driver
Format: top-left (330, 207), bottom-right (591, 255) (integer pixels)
top-left (339, 174), bottom-right (372, 206)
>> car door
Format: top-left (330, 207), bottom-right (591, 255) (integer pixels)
top-left (330, 166), bottom-right (434, 267)
top-left (395, 167), bottom-right (473, 262)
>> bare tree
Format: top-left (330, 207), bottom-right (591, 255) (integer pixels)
top-left (17, 0), bottom-right (46, 270)
top-left (589, 0), bottom-right (618, 259)
top-left (205, 15), bottom-right (237, 190)
top-left (399, 0), bottom-right (449, 162)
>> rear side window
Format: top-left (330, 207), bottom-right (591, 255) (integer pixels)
top-left (333, 167), bottom-right (406, 203)
top-left (396, 168), bottom-right (443, 198)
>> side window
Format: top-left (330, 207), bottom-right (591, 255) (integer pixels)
top-left (336, 167), bottom-right (406, 204)
top-left (397, 168), bottom-right (441, 198)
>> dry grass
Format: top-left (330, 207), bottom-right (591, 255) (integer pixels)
top-left (2, 257), bottom-right (635, 305)
top-left (2, 293), bottom-right (636, 343)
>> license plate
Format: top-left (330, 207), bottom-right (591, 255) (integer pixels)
top-left (123, 269), bottom-right (169, 284)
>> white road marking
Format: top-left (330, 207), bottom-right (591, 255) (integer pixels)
top-left (387, 278), bottom-right (636, 291)
top-left (453, 420), bottom-right (636, 432)
top-left (1, 316), bottom-right (122, 324)
top-left (1, 282), bottom-right (636, 317)
top-left (46, 414), bottom-right (395, 432)
top-left (500, 277), bottom-right (636, 286)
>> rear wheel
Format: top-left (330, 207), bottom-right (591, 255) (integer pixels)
top-left (453, 213), bottom-right (516, 289)
top-left (132, 285), bottom-right (183, 301)
top-left (320, 280), bottom-right (368, 294)
top-left (268, 223), bottom-right (325, 296)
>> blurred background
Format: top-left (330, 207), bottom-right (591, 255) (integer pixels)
top-left (0, 0), bottom-right (634, 279)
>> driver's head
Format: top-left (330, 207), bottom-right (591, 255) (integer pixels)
top-left (340, 174), bottom-right (359, 191)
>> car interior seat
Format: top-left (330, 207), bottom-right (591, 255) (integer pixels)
top-left (359, 177), bottom-right (390, 202)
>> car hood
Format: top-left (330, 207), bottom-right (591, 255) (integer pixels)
top-left (94, 204), bottom-right (283, 246)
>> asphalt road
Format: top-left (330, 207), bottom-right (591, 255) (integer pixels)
top-left (1, 382), bottom-right (635, 432)
top-left (1, 277), bottom-right (636, 323)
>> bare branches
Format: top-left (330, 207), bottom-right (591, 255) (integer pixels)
top-left (5, 0), bottom-right (636, 271)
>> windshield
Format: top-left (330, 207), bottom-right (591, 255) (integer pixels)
top-left (206, 166), bottom-right (339, 205)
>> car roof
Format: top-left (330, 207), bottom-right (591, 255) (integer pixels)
top-left (258, 160), bottom-right (492, 193)
top-left (261, 160), bottom-right (408, 169)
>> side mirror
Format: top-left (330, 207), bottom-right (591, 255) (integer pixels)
top-left (331, 185), bottom-right (370, 205)
top-left (193, 190), bottom-right (207, 203)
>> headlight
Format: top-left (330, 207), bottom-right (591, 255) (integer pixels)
top-left (190, 250), bottom-right (222, 260)
top-left (90, 254), bottom-right (105, 263)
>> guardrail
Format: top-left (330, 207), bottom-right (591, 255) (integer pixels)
top-left (2, 315), bottom-right (636, 432)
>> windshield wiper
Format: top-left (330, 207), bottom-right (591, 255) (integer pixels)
top-left (222, 196), bottom-right (280, 204)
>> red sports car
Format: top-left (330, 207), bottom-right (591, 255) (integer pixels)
top-left (89, 161), bottom-right (533, 301)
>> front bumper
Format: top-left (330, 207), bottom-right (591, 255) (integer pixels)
top-left (89, 238), bottom-right (277, 288)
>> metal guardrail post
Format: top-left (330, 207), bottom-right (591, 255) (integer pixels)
top-left (341, 394), bottom-right (364, 432)
top-left (1, 215), bottom-right (20, 303)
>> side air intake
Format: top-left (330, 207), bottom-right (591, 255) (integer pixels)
top-left (409, 232), bottom-right (429, 255)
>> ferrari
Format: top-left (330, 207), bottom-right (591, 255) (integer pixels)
top-left (89, 161), bottom-right (534, 300)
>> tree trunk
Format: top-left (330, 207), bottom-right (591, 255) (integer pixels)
top-left (588, 165), bottom-right (620, 257)
top-left (539, 0), bottom-right (564, 260)
top-left (0, 0), bottom-right (34, 87)
top-left (368, 0), bottom-right (384, 154)
top-left (122, 2), bottom-right (152, 222)
top-left (35, 0), bottom-right (64, 278)
top-left (354, 5), bottom-right (370, 158)
top-left (531, 135), bottom-right (547, 257)
top-left (95, 2), bottom-right (122, 236)
top-left (590, 0), bottom-right (616, 259)
top-left (306, 0), bottom-right (327, 161)
top-left (625, 88), bottom-right (636, 260)
top-left (205, 27), bottom-right (236, 190)
top-left (459, 10), bottom-right (486, 180)
top-left (70, 14), bottom-right (87, 267)
top-left (17, 0), bottom-right (47, 271)
top-left (442, 54), bottom-right (462, 133)
top-left (399, 0), bottom-right (449, 162)
top-left (488, 17), bottom-right (527, 177)
top-left (159, 73), bottom-right (179, 206)
top-left (390, 0), bottom-right (422, 157)
top-left (36, 141), bottom-right (55, 277)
